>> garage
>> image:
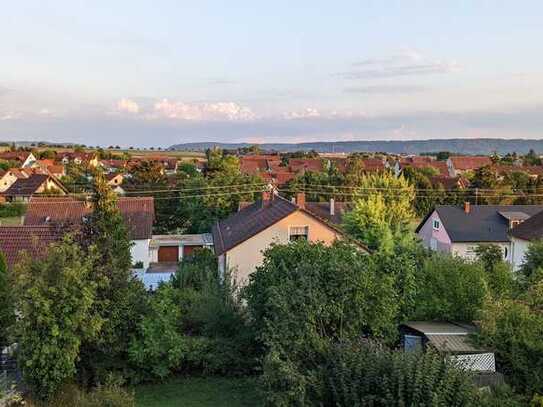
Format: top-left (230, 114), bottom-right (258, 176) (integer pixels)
top-left (158, 246), bottom-right (179, 262)
top-left (182, 245), bottom-right (202, 258)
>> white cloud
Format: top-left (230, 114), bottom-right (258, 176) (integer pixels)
top-left (337, 48), bottom-right (460, 79)
top-left (117, 98), bottom-right (140, 114)
top-left (283, 108), bottom-right (321, 119)
top-left (150, 99), bottom-right (255, 121)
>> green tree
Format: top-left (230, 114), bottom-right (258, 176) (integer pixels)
top-left (78, 171), bottom-right (147, 384)
top-left (0, 251), bottom-right (14, 344)
top-left (14, 238), bottom-right (101, 398)
top-left (343, 173), bottom-right (415, 251)
top-left (244, 241), bottom-right (398, 405)
top-left (475, 244), bottom-right (514, 297)
top-left (412, 254), bottom-right (489, 321)
top-left (519, 240), bottom-right (543, 286)
top-left (128, 284), bottom-right (185, 379)
top-left (478, 292), bottom-right (543, 396)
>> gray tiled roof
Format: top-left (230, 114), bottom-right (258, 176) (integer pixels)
top-left (510, 209), bottom-right (543, 241)
top-left (431, 205), bottom-right (543, 242)
top-left (212, 196), bottom-right (298, 256)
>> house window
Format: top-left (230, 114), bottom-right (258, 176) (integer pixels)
top-left (503, 246), bottom-right (508, 260)
top-left (430, 238), bottom-right (438, 250)
top-left (289, 226), bottom-right (309, 242)
top-left (432, 219), bottom-right (440, 230)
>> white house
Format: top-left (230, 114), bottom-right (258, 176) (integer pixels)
top-left (416, 203), bottom-right (542, 263)
top-left (510, 210), bottom-right (543, 270)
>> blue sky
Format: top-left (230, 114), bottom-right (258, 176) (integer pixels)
top-left (2, 1), bottom-right (543, 147)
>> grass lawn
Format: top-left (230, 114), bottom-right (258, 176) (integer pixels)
top-left (0, 216), bottom-right (22, 226)
top-left (135, 376), bottom-right (263, 407)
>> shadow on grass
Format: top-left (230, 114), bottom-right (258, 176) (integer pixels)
top-left (135, 376), bottom-right (263, 407)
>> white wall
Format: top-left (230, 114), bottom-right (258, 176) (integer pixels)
top-left (451, 242), bottom-right (511, 262)
top-left (511, 237), bottom-right (530, 271)
top-left (131, 239), bottom-right (150, 268)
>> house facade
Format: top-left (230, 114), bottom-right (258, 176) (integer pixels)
top-left (212, 192), bottom-right (367, 285)
top-left (4, 174), bottom-right (67, 202)
top-left (416, 203), bottom-right (542, 263)
top-left (509, 210), bottom-right (543, 270)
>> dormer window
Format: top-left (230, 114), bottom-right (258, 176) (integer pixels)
top-left (510, 220), bottom-right (523, 228)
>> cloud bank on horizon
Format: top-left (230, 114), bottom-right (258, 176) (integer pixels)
top-left (2, 1), bottom-right (543, 147)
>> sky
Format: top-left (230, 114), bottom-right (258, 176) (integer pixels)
top-left (2, 1), bottom-right (543, 147)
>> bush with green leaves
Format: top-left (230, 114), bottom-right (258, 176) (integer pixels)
top-left (25, 383), bottom-right (134, 407)
top-left (13, 237), bottom-right (102, 399)
top-left (128, 284), bottom-right (185, 379)
top-left (477, 285), bottom-right (543, 397)
top-left (412, 254), bottom-right (489, 321)
top-left (129, 251), bottom-right (256, 382)
top-left (243, 240), bottom-right (399, 405)
top-left (519, 240), bottom-right (543, 287)
top-left (0, 250), bottom-right (14, 345)
top-left (475, 243), bottom-right (515, 298)
top-left (0, 202), bottom-right (25, 218)
top-left (318, 340), bottom-right (477, 407)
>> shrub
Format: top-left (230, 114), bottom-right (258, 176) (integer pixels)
top-left (0, 203), bottom-right (25, 218)
top-left (477, 295), bottom-right (543, 396)
top-left (318, 340), bottom-right (477, 407)
top-left (244, 240), bottom-right (399, 405)
top-left (24, 383), bottom-right (135, 407)
top-left (412, 254), bottom-right (489, 321)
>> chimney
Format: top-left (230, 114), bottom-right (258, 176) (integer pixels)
top-left (330, 198), bottom-right (335, 216)
top-left (261, 191), bottom-right (272, 203)
top-left (464, 201), bottom-right (471, 214)
top-left (296, 192), bottom-right (305, 209)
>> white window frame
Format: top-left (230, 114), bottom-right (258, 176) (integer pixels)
top-left (432, 219), bottom-right (440, 230)
top-left (289, 225), bottom-right (309, 242)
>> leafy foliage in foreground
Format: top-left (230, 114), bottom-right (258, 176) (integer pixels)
top-left (320, 341), bottom-right (477, 407)
top-left (243, 240), bottom-right (399, 405)
top-left (412, 254), bottom-right (489, 321)
top-left (13, 237), bottom-right (102, 398)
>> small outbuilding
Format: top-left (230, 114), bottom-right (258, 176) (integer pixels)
top-left (400, 321), bottom-right (496, 372)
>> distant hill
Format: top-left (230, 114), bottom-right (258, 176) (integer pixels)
top-left (169, 139), bottom-right (543, 155)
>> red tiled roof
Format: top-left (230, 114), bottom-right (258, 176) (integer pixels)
top-left (430, 175), bottom-right (469, 190)
top-left (0, 225), bottom-right (65, 269)
top-left (56, 152), bottom-right (97, 163)
top-left (400, 156), bottom-right (434, 165)
top-left (450, 156), bottom-right (492, 170)
top-left (47, 165), bottom-right (65, 176)
top-left (240, 160), bottom-right (262, 175)
top-left (491, 165), bottom-right (543, 177)
top-left (360, 158), bottom-right (386, 172)
top-left (100, 159), bottom-right (127, 169)
top-left (0, 151), bottom-right (32, 162)
top-left (289, 158), bottom-right (324, 173)
top-left (24, 196), bottom-right (155, 239)
top-left (273, 172), bottom-right (296, 185)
